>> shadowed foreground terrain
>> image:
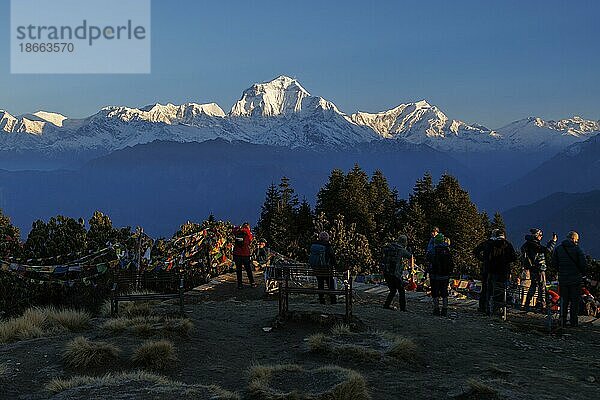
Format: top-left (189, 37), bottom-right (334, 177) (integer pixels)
top-left (1, 275), bottom-right (599, 399)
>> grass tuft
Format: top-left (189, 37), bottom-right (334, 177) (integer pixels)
top-left (307, 333), bottom-right (328, 352)
top-left (100, 290), bottom-right (158, 317)
top-left (307, 330), bottom-right (419, 364)
top-left (131, 339), bottom-right (177, 371)
top-left (247, 364), bottom-right (369, 400)
top-left (331, 323), bottom-right (352, 335)
top-left (0, 307), bottom-right (90, 343)
top-left (384, 335), bottom-right (419, 362)
top-left (466, 378), bottom-right (499, 395)
top-left (63, 336), bottom-right (121, 370)
top-left (164, 317), bottom-right (194, 337)
top-left (101, 315), bottom-right (193, 337)
top-left (46, 371), bottom-right (239, 399)
top-left (46, 370), bottom-right (172, 393)
top-left (47, 308), bottom-right (91, 331)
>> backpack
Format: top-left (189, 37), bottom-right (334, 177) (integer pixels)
top-left (382, 244), bottom-right (406, 276)
top-left (234, 231), bottom-right (246, 247)
top-left (432, 245), bottom-right (453, 276)
top-left (520, 246), bottom-right (534, 271)
top-left (488, 241), bottom-right (505, 263)
top-left (309, 243), bottom-right (327, 268)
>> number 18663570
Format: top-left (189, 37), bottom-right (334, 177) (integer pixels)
top-left (19, 43), bottom-right (75, 53)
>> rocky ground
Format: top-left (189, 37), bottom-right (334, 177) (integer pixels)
top-left (1, 273), bottom-right (599, 399)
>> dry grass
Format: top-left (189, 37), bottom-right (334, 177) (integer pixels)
top-left (131, 339), bottom-right (177, 371)
top-left (330, 323), bottom-right (352, 335)
top-left (164, 317), bottom-right (194, 337)
top-left (62, 336), bottom-right (121, 370)
top-left (47, 308), bottom-right (91, 331)
top-left (306, 333), bottom-right (328, 352)
top-left (248, 364), bottom-right (369, 400)
top-left (100, 292), bottom-right (158, 318)
top-left (46, 370), bottom-right (173, 393)
top-left (46, 371), bottom-right (240, 399)
top-left (466, 378), bottom-right (499, 396)
top-left (101, 315), bottom-right (193, 337)
top-left (307, 330), bottom-right (419, 364)
top-left (337, 344), bottom-right (381, 360)
top-left (382, 333), bottom-right (419, 362)
top-left (0, 307), bottom-right (90, 343)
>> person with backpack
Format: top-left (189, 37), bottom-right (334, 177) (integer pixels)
top-left (552, 231), bottom-right (587, 327)
top-left (477, 229), bottom-right (517, 315)
top-left (232, 222), bottom-right (256, 289)
top-left (253, 239), bottom-right (270, 271)
top-left (426, 226), bottom-right (440, 257)
top-left (309, 231), bottom-right (338, 304)
top-left (381, 234), bottom-right (413, 311)
top-left (521, 228), bottom-right (557, 312)
top-left (427, 233), bottom-right (454, 316)
top-left (473, 230), bottom-right (496, 313)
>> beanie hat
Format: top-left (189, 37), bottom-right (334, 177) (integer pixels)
top-left (397, 234), bottom-right (408, 246)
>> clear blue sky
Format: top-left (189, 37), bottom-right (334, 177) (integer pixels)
top-left (1, 0), bottom-right (599, 128)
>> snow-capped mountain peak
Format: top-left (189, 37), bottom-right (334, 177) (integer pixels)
top-left (350, 100), bottom-right (503, 151)
top-left (2, 75), bottom-right (599, 158)
top-left (1, 110), bottom-right (66, 134)
top-left (31, 111), bottom-right (68, 127)
top-left (230, 75), bottom-right (313, 117)
top-left (101, 102), bottom-right (226, 125)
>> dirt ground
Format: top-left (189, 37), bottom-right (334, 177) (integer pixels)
top-left (1, 273), bottom-right (599, 400)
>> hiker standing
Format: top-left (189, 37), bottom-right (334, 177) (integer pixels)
top-left (521, 228), bottom-right (557, 311)
top-left (253, 239), bottom-right (270, 271)
top-left (481, 230), bottom-right (517, 315)
top-left (309, 231), bottom-right (337, 304)
top-left (427, 234), bottom-right (454, 316)
top-left (474, 231), bottom-right (496, 313)
top-left (232, 222), bottom-right (256, 289)
top-left (381, 234), bottom-right (413, 311)
top-left (552, 231), bottom-right (587, 327)
top-left (426, 226), bottom-right (440, 256)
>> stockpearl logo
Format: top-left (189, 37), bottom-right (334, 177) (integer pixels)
top-left (10, 0), bottom-right (151, 74)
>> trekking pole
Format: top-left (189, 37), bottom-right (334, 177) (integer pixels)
top-left (503, 283), bottom-right (507, 322)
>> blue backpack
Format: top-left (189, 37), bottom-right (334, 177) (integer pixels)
top-left (309, 243), bottom-right (327, 268)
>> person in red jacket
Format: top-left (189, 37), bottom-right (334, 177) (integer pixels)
top-left (232, 222), bottom-right (256, 289)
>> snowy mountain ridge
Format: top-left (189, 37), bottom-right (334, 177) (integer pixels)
top-left (1, 75), bottom-right (599, 156)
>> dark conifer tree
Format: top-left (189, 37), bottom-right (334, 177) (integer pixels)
top-left (432, 174), bottom-right (487, 276)
top-left (490, 212), bottom-right (506, 234)
top-left (24, 216), bottom-right (88, 259)
top-left (292, 198), bottom-right (314, 260)
top-left (0, 208), bottom-right (22, 259)
top-left (316, 168), bottom-right (346, 219)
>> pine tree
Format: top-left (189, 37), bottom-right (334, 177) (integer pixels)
top-left (432, 174), bottom-right (487, 276)
top-left (256, 183), bottom-right (280, 245)
top-left (256, 178), bottom-right (301, 257)
top-left (402, 173), bottom-right (436, 264)
top-left (24, 215), bottom-right (88, 259)
top-left (490, 212), bottom-right (506, 234)
top-left (292, 198), bottom-right (314, 260)
top-left (368, 169), bottom-right (403, 259)
top-left (342, 164), bottom-right (374, 236)
top-left (327, 214), bottom-right (373, 275)
top-left (316, 168), bottom-right (346, 219)
top-left (0, 208), bottom-right (22, 259)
